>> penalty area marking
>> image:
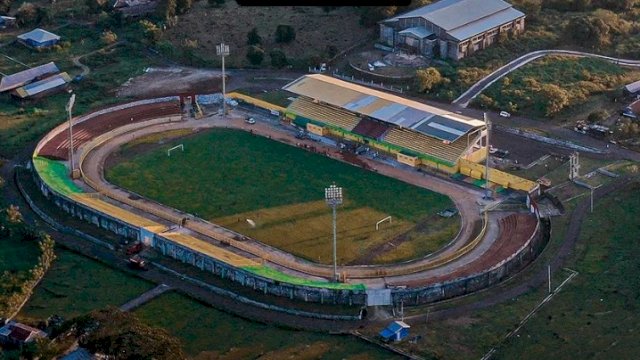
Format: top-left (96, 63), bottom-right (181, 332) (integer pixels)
top-left (167, 144), bottom-right (184, 157)
top-left (376, 216), bottom-right (392, 230)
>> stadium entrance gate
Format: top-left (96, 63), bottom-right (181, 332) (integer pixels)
top-left (366, 289), bottom-right (392, 306)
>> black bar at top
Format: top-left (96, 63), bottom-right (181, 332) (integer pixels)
top-left (236, 1), bottom-right (411, 6)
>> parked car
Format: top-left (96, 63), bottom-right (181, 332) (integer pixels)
top-left (499, 111), bottom-right (511, 118)
top-left (245, 117), bottom-right (256, 124)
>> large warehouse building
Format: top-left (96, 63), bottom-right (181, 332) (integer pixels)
top-left (282, 74), bottom-right (538, 193)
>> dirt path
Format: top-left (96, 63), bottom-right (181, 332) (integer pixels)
top-left (119, 284), bottom-right (172, 311)
top-left (71, 41), bottom-right (124, 77)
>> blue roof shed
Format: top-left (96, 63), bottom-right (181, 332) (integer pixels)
top-left (380, 320), bottom-right (410, 342)
top-left (17, 28), bottom-right (60, 49)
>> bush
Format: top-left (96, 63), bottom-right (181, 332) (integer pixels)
top-left (247, 27), bottom-right (261, 45)
top-left (275, 24), bottom-right (295, 43)
top-left (246, 45), bottom-right (264, 65)
top-left (85, 0), bottom-right (109, 14)
top-left (139, 20), bottom-right (161, 44)
top-left (100, 30), bottom-right (118, 45)
top-left (416, 67), bottom-right (444, 92)
top-left (269, 49), bottom-right (288, 68)
top-left (588, 110), bottom-right (609, 123)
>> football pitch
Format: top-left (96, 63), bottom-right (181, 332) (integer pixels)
top-left (106, 128), bottom-right (459, 265)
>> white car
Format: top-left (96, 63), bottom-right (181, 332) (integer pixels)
top-left (499, 111), bottom-right (511, 118)
top-left (245, 117), bottom-right (256, 124)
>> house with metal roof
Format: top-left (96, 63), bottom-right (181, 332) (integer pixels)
top-left (0, 16), bottom-right (16, 29)
top-left (17, 28), bottom-right (61, 49)
top-left (12, 72), bottom-right (71, 100)
top-left (379, 0), bottom-right (525, 60)
top-left (624, 79), bottom-right (640, 96)
top-left (0, 62), bottom-right (60, 93)
top-left (0, 321), bottom-right (47, 346)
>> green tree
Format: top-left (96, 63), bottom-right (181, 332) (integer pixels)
top-left (139, 20), bottom-right (161, 44)
top-left (540, 83), bottom-right (570, 116)
top-left (247, 27), bottom-right (261, 45)
top-left (593, 0), bottom-right (637, 11)
top-left (275, 24), bottom-right (295, 43)
top-left (415, 67), bottom-right (443, 92)
top-left (175, 0), bottom-right (192, 14)
top-left (157, 0), bottom-right (176, 20)
top-left (269, 49), bottom-right (288, 68)
top-left (359, 6), bottom-right (397, 27)
top-left (101, 30), bottom-right (118, 45)
top-left (15, 2), bottom-right (38, 26)
top-left (588, 110), bottom-right (608, 123)
top-left (0, 0), bottom-right (12, 14)
top-left (246, 45), bottom-right (264, 65)
top-left (85, 0), bottom-right (109, 14)
top-left (567, 15), bottom-right (610, 49)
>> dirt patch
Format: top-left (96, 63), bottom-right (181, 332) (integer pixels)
top-left (165, 3), bottom-right (372, 67)
top-left (116, 67), bottom-right (223, 98)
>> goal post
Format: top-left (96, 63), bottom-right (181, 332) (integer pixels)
top-left (376, 216), bottom-right (392, 231)
top-left (167, 144), bottom-right (184, 157)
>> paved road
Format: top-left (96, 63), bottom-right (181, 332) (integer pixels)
top-left (119, 283), bottom-right (172, 311)
top-left (453, 49), bottom-right (640, 108)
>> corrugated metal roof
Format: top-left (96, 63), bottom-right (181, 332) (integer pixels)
top-left (448, 7), bottom-right (524, 41)
top-left (0, 62), bottom-right (59, 92)
top-left (625, 80), bottom-right (640, 94)
top-left (13, 72), bottom-right (70, 98)
top-left (398, 26), bottom-right (434, 39)
top-left (391, 0), bottom-right (511, 30)
top-left (283, 74), bottom-right (484, 141)
top-left (17, 28), bottom-right (60, 43)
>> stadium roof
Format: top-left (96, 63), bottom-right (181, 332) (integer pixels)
top-left (17, 28), bottom-right (60, 43)
top-left (282, 74), bottom-right (485, 142)
top-left (0, 62), bottom-right (59, 92)
top-left (385, 0), bottom-right (524, 41)
top-left (13, 72), bottom-right (71, 99)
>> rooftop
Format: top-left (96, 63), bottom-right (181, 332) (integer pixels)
top-left (0, 62), bottom-right (60, 92)
top-left (387, 0), bottom-right (524, 41)
top-left (283, 74), bottom-right (484, 142)
top-left (17, 28), bottom-right (60, 43)
top-left (13, 72), bottom-right (71, 99)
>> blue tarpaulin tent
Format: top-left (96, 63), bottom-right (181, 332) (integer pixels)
top-left (380, 321), bottom-right (410, 342)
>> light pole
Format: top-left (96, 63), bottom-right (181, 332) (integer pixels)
top-left (484, 112), bottom-right (492, 199)
top-left (66, 92), bottom-right (76, 177)
top-left (216, 42), bottom-right (229, 118)
top-left (325, 183), bottom-right (343, 282)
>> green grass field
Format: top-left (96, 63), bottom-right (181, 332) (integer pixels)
top-left (106, 128), bottom-right (458, 265)
top-left (19, 249), bottom-right (154, 320)
top-left (135, 291), bottom-right (400, 359)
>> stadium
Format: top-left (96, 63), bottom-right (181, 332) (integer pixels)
top-left (29, 74), bottom-right (548, 308)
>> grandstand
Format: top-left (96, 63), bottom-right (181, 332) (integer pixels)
top-left (282, 74), bottom-right (486, 171)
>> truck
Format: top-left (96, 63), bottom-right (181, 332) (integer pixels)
top-left (128, 255), bottom-right (148, 270)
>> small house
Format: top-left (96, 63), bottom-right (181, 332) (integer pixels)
top-left (17, 28), bottom-right (61, 49)
top-left (0, 321), bottom-right (46, 346)
top-left (0, 62), bottom-right (60, 93)
top-left (624, 80), bottom-right (640, 97)
top-left (379, 320), bottom-right (410, 342)
top-left (0, 16), bottom-right (16, 29)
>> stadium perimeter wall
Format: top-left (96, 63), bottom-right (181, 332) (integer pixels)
top-left (31, 95), bottom-right (546, 310)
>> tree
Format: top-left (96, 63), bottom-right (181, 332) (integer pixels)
top-left (359, 6), bottom-right (397, 27)
top-left (6, 205), bottom-right (22, 223)
top-left (157, 0), bottom-right (176, 20)
top-left (588, 110), bottom-right (608, 123)
top-left (0, 0), bottom-right (14, 14)
top-left (66, 308), bottom-right (186, 360)
top-left (246, 45), bottom-right (264, 65)
top-left (540, 83), bottom-right (570, 116)
top-left (270, 49), bottom-right (288, 68)
top-left (593, 0), bottom-right (637, 11)
top-left (139, 20), bottom-right (161, 44)
top-left (247, 27), bottom-right (262, 45)
top-left (275, 24), bottom-right (295, 43)
top-left (175, 0), bottom-right (192, 14)
top-left (567, 15), bottom-right (610, 49)
top-left (15, 2), bottom-right (38, 26)
top-left (325, 44), bottom-right (338, 59)
top-left (415, 67), bottom-right (443, 92)
top-left (101, 30), bottom-right (118, 45)
top-left (85, 0), bottom-right (108, 14)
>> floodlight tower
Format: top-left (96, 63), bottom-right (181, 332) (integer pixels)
top-left (216, 42), bottom-right (230, 118)
top-left (484, 113), bottom-right (492, 199)
top-left (325, 183), bottom-right (343, 282)
top-left (66, 92), bottom-right (76, 177)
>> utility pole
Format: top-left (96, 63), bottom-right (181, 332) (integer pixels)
top-left (325, 183), bottom-right (343, 282)
top-left (548, 265), bottom-right (552, 294)
top-left (66, 92), bottom-right (76, 177)
top-left (216, 42), bottom-right (230, 118)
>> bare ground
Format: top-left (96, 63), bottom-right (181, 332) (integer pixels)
top-left (116, 67), bottom-right (224, 98)
top-left (164, 2), bottom-right (373, 67)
